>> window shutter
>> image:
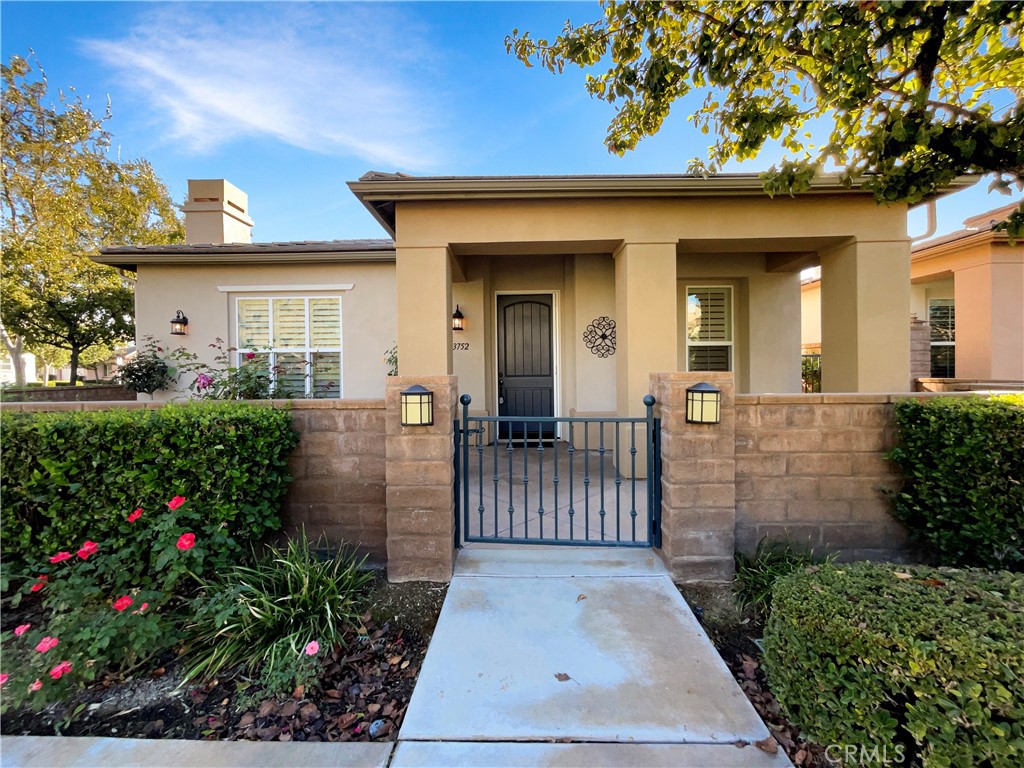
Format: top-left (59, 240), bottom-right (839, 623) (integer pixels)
top-left (238, 299), bottom-right (270, 349)
top-left (312, 352), bottom-right (342, 398)
top-left (690, 289), bottom-right (730, 341)
top-left (309, 298), bottom-right (341, 348)
top-left (273, 298), bottom-right (307, 348)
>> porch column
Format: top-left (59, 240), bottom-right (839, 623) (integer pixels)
top-left (396, 246), bottom-right (452, 376)
top-left (615, 242), bottom-right (678, 417)
top-left (820, 239), bottom-right (910, 392)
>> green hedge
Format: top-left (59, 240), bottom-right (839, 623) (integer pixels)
top-left (764, 563), bottom-right (1024, 767)
top-left (888, 397), bottom-right (1024, 570)
top-left (1, 402), bottom-right (299, 582)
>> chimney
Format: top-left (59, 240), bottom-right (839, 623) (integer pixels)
top-left (182, 179), bottom-right (254, 244)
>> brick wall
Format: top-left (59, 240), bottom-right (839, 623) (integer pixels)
top-left (283, 400), bottom-right (387, 563)
top-left (734, 394), bottom-right (908, 561)
top-left (2, 385), bottom-right (135, 402)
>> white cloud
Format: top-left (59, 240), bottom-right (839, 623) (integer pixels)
top-left (80, 2), bottom-right (447, 170)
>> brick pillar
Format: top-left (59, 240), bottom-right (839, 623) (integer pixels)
top-left (909, 315), bottom-right (931, 389)
top-left (385, 375), bottom-right (457, 582)
top-left (650, 372), bottom-right (736, 585)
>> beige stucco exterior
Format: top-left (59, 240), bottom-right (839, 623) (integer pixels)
top-left (133, 261), bottom-right (396, 401)
top-left (802, 201), bottom-right (1024, 384)
top-left (370, 186), bottom-right (914, 404)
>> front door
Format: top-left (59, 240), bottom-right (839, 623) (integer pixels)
top-left (497, 294), bottom-right (555, 439)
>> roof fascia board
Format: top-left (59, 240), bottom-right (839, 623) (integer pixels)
top-left (91, 251), bottom-right (396, 269)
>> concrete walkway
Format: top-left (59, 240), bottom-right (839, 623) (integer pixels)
top-left (394, 547), bottom-right (791, 767)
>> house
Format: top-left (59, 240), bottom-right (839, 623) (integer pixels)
top-left (92, 173), bottom-right (983, 582)
top-left (97, 173), bottom-right (976, 411)
top-left (801, 201), bottom-right (1024, 389)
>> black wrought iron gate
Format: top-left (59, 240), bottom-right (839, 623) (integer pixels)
top-left (454, 395), bottom-right (661, 547)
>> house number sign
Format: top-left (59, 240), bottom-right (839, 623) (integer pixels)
top-left (453, 342), bottom-right (470, 351)
top-left (583, 316), bottom-right (616, 358)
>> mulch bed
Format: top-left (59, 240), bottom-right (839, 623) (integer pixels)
top-left (1, 582), bottom-right (447, 743)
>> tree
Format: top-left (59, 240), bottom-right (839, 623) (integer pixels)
top-left (507, 1), bottom-right (1024, 236)
top-left (1, 54), bottom-right (183, 384)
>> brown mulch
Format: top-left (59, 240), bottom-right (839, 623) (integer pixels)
top-left (1, 582), bottom-right (447, 742)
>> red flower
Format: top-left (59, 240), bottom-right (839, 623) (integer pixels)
top-left (49, 551), bottom-right (72, 564)
top-left (14, 624), bottom-right (31, 636)
top-left (0, 673), bottom-right (7, 687)
top-left (49, 661), bottom-right (73, 680)
top-left (30, 575), bottom-right (48, 592)
top-left (167, 496), bottom-right (187, 511)
top-left (176, 533), bottom-right (195, 551)
top-left (77, 541), bottom-right (99, 560)
top-left (112, 595), bottom-right (133, 612)
top-left (34, 636), bottom-right (59, 653)
top-left (127, 508), bottom-right (143, 523)
top-left (30, 679), bottom-right (43, 692)
top-left (245, 352), bottom-right (256, 360)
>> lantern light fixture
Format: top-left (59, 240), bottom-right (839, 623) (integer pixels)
top-left (169, 310), bottom-right (189, 336)
top-left (452, 305), bottom-right (465, 332)
top-left (400, 384), bottom-right (434, 426)
top-left (685, 382), bottom-right (722, 424)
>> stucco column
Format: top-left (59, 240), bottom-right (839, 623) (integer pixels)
top-left (615, 242), bottom-right (678, 417)
top-left (954, 257), bottom-right (1024, 380)
top-left (396, 246), bottom-right (452, 376)
top-left (820, 239), bottom-right (911, 392)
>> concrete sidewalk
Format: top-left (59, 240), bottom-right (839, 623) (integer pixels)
top-left (395, 547), bottom-right (791, 767)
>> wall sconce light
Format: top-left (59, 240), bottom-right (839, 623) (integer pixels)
top-left (685, 382), bottom-right (722, 424)
top-left (400, 384), bottom-right (434, 426)
top-left (452, 305), bottom-right (465, 332)
top-left (169, 310), bottom-right (189, 336)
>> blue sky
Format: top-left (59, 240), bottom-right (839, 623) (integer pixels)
top-left (2, 1), bottom-right (1016, 243)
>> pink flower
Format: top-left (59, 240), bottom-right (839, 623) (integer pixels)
top-left (304, 641), bottom-right (319, 656)
top-left (112, 595), bottom-right (133, 612)
top-left (30, 575), bottom-right (48, 592)
top-left (128, 508), bottom-right (143, 523)
top-left (49, 551), bottom-right (72, 564)
top-left (167, 496), bottom-right (187, 511)
top-left (176, 532), bottom-right (195, 551)
top-left (49, 661), bottom-right (73, 680)
top-left (245, 352), bottom-right (256, 360)
top-left (14, 624), bottom-right (31, 637)
top-left (132, 603), bottom-right (149, 615)
top-left (0, 673), bottom-right (7, 687)
top-left (30, 679), bottom-right (43, 692)
top-left (196, 373), bottom-right (213, 390)
top-left (35, 636), bottom-right (59, 653)
top-left (77, 541), bottom-right (99, 560)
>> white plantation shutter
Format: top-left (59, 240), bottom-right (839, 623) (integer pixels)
top-left (272, 298), bottom-right (306, 348)
top-left (235, 295), bottom-right (343, 398)
top-left (686, 287), bottom-right (733, 372)
top-left (237, 299), bottom-right (270, 348)
top-left (309, 298), bottom-right (341, 347)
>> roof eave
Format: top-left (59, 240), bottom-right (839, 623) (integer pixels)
top-left (91, 250), bottom-right (397, 270)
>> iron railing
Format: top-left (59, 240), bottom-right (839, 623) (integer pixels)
top-left (455, 395), bottom-right (660, 547)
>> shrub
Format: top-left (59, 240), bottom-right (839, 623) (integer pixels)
top-left (117, 336), bottom-right (177, 395)
top-left (763, 562), bottom-right (1024, 768)
top-left (0, 496), bottom-right (199, 713)
top-left (887, 397), bottom-right (1024, 570)
top-left (0, 402), bottom-right (299, 581)
top-left (734, 538), bottom-right (834, 619)
top-left (184, 532), bottom-right (374, 696)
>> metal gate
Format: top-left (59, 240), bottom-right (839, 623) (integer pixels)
top-left (455, 394), bottom-right (661, 547)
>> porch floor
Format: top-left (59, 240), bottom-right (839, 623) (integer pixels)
top-left (459, 443), bottom-right (652, 546)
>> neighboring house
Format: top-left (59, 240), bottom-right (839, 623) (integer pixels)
top-left (96, 174), bottom-right (975, 410)
top-left (0, 351), bottom-right (38, 385)
top-left (802, 201), bottom-right (1024, 386)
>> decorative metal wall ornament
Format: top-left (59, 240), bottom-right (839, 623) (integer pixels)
top-left (583, 316), bottom-right (616, 358)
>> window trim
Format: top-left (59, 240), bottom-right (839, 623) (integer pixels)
top-left (233, 294), bottom-right (344, 398)
top-left (684, 284), bottom-right (734, 372)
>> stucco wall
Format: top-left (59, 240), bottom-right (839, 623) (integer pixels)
top-left (135, 262), bottom-right (396, 401)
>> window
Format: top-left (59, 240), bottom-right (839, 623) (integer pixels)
top-left (686, 286), bottom-right (733, 371)
top-left (928, 298), bottom-right (955, 378)
top-left (236, 296), bottom-right (342, 398)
